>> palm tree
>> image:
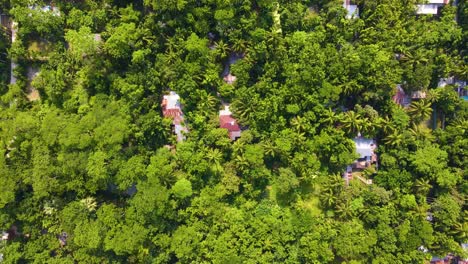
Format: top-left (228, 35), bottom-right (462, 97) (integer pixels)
top-left (384, 128), bottom-right (404, 147)
top-left (377, 116), bottom-right (393, 134)
top-left (450, 118), bottom-right (467, 130)
top-left (321, 108), bottom-right (337, 127)
top-left (80, 197), bottom-right (97, 212)
top-left (357, 206), bottom-right (371, 220)
top-left (409, 124), bottom-right (434, 142)
top-left (231, 98), bottom-right (254, 123)
top-left (232, 139), bottom-right (245, 156)
top-left (414, 178), bottom-right (431, 197)
top-left (339, 80), bottom-right (363, 96)
top-left (410, 204), bottom-right (429, 219)
top-left (336, 200), bottom-right (353, 219)
top-left (231, 38), bottom-right (248, 54)
top-left (427, 88), bottom-right (442, 103)
top-left (320, 190), bottom-right (336, 208)
top-left (400, 49), bottom-right (429, 67)
top-left (450, 221), bottom-right (468, 242)
top-left (165, 50), bottom-right (179, 64)
top-left (215, 40), bottom-right (230, 60)
top-left (201, 68), bottom-right (220, 86)
top-left (235, 155), bottom-right (249, 172)
top-left (266, 31), bottom-right (282, 46)
top-left (206, 148), bottom-right (223, 173)
top-left (291, 116), bottom-right (308, 133)
top-left (408, 100), bottom-right (432, 123)
top-left (262, 140), bottom-right (277, 158)
top-left (341, 111), bottom-right (363, 135)
top-left (165, 37), bottom-right (178, 54)
top-left (360, 117), bottom-right (375, 136)
top-left (196, 91), bottom-right (217, 116)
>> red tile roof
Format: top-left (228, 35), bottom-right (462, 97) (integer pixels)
top-left (220, 115), bottom-right (240, 132)
top-left (163, 108), bottom-right (182, 119)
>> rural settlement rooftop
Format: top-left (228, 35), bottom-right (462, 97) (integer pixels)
top-left (354, 137), bottom-right (376, 160)
top-left (219, 105), bottom-right (241, 140)
top-left (162, 91), bottom-right (188, 142)
top-left (416, 0), bottom-right (450, 15)
top-left (343, 0), bottom-right (358, 18)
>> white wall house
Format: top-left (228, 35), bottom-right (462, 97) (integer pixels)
top-left (343, 0), bottom-right (358, 19)
top-left (416, 0), bottom-right (450, 15)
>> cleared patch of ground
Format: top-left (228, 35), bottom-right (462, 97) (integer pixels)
top-left (26, 66), bottom-right (40, 101)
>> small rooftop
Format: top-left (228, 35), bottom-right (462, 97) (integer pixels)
top-left (223, 74), bottom-right (237, 85)
top-left (163, 91), bottom-right (181, 110)
top-left (28, 5), bottom-right (60, 16)
top-left (416, 0), bottom-right (449, 15)
top-left (162, 91), bottom-right (188, 142)
top-left (343, 0), bottom-right (359, 18)
top-left (219, 104), bottom-right (232, 116)
top-left (219, 105), bottom-right (241, 140)
top-left (411, 90), bottom-right (427, 99)
top-left (354, 137), bottom-right (376, 159)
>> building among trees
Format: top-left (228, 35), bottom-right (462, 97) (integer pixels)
top-left (343, 0), bottom-right (358, 19)
top-left (344, 136), bottom-right (377, 185)
top-left (416, 0), bottom-right (450, 15)
top-left (162, 91), bottom-right (188, 142)
top-left (219, 104), bottom-right (241, 140)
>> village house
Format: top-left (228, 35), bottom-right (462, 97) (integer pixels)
top-left (162, 91), bottom-right (188, 142)
top-left (28, 3), bottom-right (60, 16)
top-left (428, 243), bottom-right (468, 264)
top-left (392, 84), bottom-right (412, 107)
top-left (343, 0), bottom-right (359, 19)
top-left (411, 90), bottom-right (427, 100)
top-left (1, 231), bottom-right (8, 241)
top-left (344, 136), bottom-right (377, 185)
top-left (353, 137), bottom-right (377, 169)
top-left (438, 77), bottom-right (468, 100)
top-left (219, 105), bottom-right (241, 140)
top-left (392, 84), bottom-right (428, 107)
top-left (416, 0), bottom-right (450, 15)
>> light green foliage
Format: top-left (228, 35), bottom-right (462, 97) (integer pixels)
top-left (0, 0), bottom-right (465, 263)
top-left (86, 151), bottom-right (108, 193)
top-left (276, 168), bottom-right (299, 195)
top-left (73, 219), bottom-right (102, 250)
top-left (65, 26), bottom-right (98, 61)
top-left (432, 194), bottom-right (462, 229)
top-left (0, 156), bottom-right (15, 208)
top-left (410, 144), bottom-right (459, 187)
top-left (104, 23), bottom-right (139, 59)
top-left (104, 223), bottom-right (148, 255)
top-left (171, 178), bottom-right (193, 199)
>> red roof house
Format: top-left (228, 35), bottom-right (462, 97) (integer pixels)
top-left (219, 105), bottom-right (241, 140)
top-left (162, 91), bottom-right (188, 142)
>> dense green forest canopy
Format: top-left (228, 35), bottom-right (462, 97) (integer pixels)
top-left (0, 0), bottom-right (467, 263)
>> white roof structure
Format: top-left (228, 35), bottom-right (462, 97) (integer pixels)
top-left (416, 0), bottom-right (449, 15)
top-left (343, 0), bottom-right (359, 19)
top-left (416, 4), bottom-right (439, 14)
top-left (162, 91), bottom-right (187, 142)
top-left (163, 91), bottom-right (181, 110)
top-left (1, 231), bottom-right (8, 241)
top-left (29, 5), bottom-right (60, 16)
top-left (354, 137), bottom-right (376, 159)
top-left (425, 0), bottom-right (449, 3)
top-left (219, 104), bottom-right (232, 116)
